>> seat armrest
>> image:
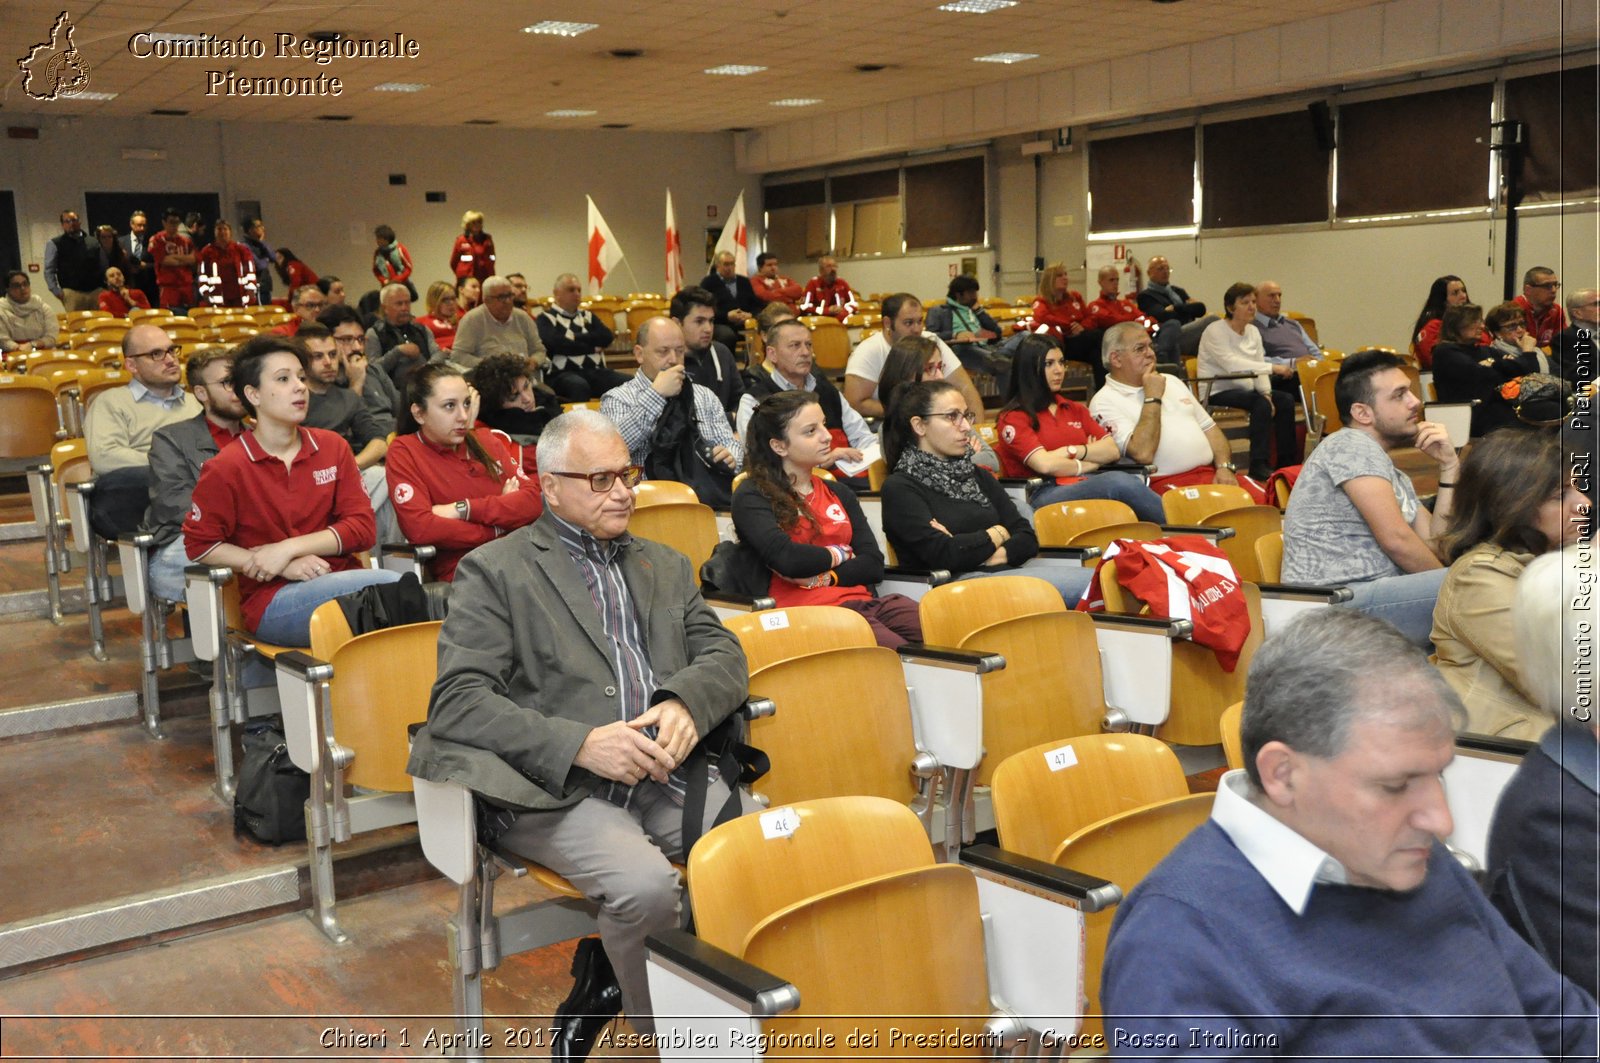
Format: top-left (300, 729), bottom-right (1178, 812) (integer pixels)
top-left (1197, 371), bottom-right (1265, 382)
top-left (184, 564), bottom-right (233, 661)
top-left (1088, 613), bottom-right (1189, 729)
top-left (377, 541), bottom-right (435, 578)
top-left (1093, 460), bottom-right (1157, 478)
top-left (705, 592), bottom-right (776, 614)
top-left (880, 565), bottom-right (953, 583)
top-left (1086, 612), bottom-right (1193, 638)
top-left (1255, 582), bottom-right (1353, 603)
top-left (739, 696), bottom-right (775, 721)
top-left (117, 533), bottom-right (157, 615)
top-left (64, 478), bottom-right (96, 554)
top-left (1161, 523), bottom-right (1235, 540)
top-left (274, 650), bottom-right (332, 775)
top-left (897, 643), bottom-right (1005, 674)
top-left (996, 477), bottom-right (1042, 491)
top-left (645, 929), bottom-right (799, 1016)
top-left (960, 844), bottom-right (1120, 911)
top-left (1036, 545), bottom-right (1101, 562)
top-left (410, 773), bottom-right (478, 885)
top-left (378, 541), bottom-right (436, 559)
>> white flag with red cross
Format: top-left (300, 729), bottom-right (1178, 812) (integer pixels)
top-left (586, 195), bottom-right (625, 296)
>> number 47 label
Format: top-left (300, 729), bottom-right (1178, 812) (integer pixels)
top-left (760, 806), bottom-right (800, 838)
top-left (1044, 744), bottom-right (1079, 772)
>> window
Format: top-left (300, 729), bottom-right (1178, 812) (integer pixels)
top-left (1201, 111), bottom-right (1329, 229)
top-left (830, 168), bottom-right (900, 257)
top-left (905, 156), bottom-right (986, 249)
top-left (764, 179), bottom-right (828, 262)
top-left (1504, 64), bottom-right (1599, 203)
top-left (1336, 83), bottom-right (1493, 217)
top-left (1088, 127), bottom-right (1195, 233)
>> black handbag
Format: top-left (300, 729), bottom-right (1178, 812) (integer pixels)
top-left (234, 720), bottom-right (310, 845)
top-left (699, 539), bottom-right (770, 597)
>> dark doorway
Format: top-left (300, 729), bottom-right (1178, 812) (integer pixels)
top-left (0, 192), bottom-right (20, 274)
top-left (83, 191), bottom-right (222, 240)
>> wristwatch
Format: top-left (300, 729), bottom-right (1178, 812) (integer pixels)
top-left (1143, 397), bottom-right (1162, 405)
top-left (455, 500), bottom-right (470, 519)
top-left (1217, 462), bottom-right (1237, 472)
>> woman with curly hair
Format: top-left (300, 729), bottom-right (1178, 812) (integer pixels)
top-left (468, 352), bottom-right (560, 444)
top-left (733, 390), bottom-right (921, 647)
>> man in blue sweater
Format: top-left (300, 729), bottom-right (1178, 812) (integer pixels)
top-left (1102, 609), bottom-right (1597, 1059)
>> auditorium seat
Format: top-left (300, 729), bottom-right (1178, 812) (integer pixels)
top-left (118, 530), bottom-right (201, 738)
top-left (1256, 530), bottom-right (1283, 582)
top-left (1200, 504), bottom-right (1283, 583)
top-left (1160, 483), bottom-right (1254, 525)
top-left (633, 479), bottom-right (699, 507)
top-left (275, 612), bottom-right (441, 942)
top-left (1054, 792), bottom-right (1214, 1039)
top-left (989, 733), bottom-right (1189, 870)
top-left (1219, 701), bottom-right (1244, 770)
top-left (646, 795), bottom-right (1112, 1059)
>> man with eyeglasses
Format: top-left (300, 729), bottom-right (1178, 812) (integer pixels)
top-left (450, 275), bottom-right (548, 373)
top-left (1554, 287), bottom-right (1599, 387)
top-left (1516, 267), bottom-right (1568, 347)
top-left (142, 348), bottom-right (245, 601)
top-left (44, 209), bottom-right (103, 312)
top-left (602, 316), bottom-right (742, 505)
top-left (408, 409), bottom-right (754, 1057)
top-left (322, 304), bottom-right (401, 434)
top-left (271, 284), bottom-right (326, 337)
top-left (1089, 321), bottom-right (1240, 494)
top-left (84, 324), bottom-right (203, 538)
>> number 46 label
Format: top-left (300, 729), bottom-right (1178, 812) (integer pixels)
top-left (760, 806), bottom-right (800, 838)
top-left (1044, 744), bottom-right (1079, 772)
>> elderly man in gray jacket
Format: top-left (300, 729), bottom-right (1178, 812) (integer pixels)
top-left (407, 409), bottom-right (752, 1048)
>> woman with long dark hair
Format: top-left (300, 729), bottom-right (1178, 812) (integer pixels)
top-left (272, 247), bottom-right (318, 294)
top-left (1410, 274), bottom-right (1483, 368)
top-left (734, 391), bottom-right (921, 647)
top-left (995, 334), bottom-right (1164, 520)
top-left (878, 334), bottom-right (999, 472)
top-left (881, 380), bottom-right (1092, 602)
top-left (1432, 427), bottom-right (1587, 737)
top-left (385, 363), bottom-right (542, 581)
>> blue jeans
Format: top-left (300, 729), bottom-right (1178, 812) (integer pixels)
top-left (1030, 471), bottom-right (1166, 524)
top-left (149, 538), bottom-right (189, 603)
top-left (958, 560), bottom-right (1094, 606)
top-left (253, 568), bottom-right (401, 646)
top-left (1343, 568), bottom-right (1448, 648)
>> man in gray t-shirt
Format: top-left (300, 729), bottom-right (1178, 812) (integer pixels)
top-left (1282, 352), bottom-right (1459, 645)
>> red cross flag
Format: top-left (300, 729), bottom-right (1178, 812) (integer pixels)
top-left (586, 195), bottom-right (625, 296)
top-left (665, 189), bottom-right (684, 293)
top-left (711, 190), bottom-right (748, 273)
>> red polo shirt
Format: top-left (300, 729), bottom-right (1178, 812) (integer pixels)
top-left (1515, 294), bottom-right (1567, 347)
top-left (148, 231), bottom-right (194, 309)
top-left (1028, 293), bottom-right (1092, 339)
top-left (184, 426), bottom-right (375, 632)
top-left (205, 418), bottom-right (243, 453)
top-left (766, 477), bottom-right (871, 609)
top-left (1085, 294), bottom-right (1155, 333)
top-left (996, 396), bottom-right (1109, 482)
top-left (384, 429), bottom-right (543, 581)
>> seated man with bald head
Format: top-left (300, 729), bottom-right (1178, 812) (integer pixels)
top-left (600, 316), bottom-right (742, 505)
top-left (1104, 608), bottom-right (1598, 1060)
top-left (535, 272), bottom-right (626, 401)
top-left (407, 410), bottom-right (754, 1052)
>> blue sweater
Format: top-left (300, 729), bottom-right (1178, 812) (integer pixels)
top-left (1102, 821), bottom-right (1597, 1060)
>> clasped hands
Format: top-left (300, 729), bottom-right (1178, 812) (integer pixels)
top-left (574, 699), bottom-right (700, 786)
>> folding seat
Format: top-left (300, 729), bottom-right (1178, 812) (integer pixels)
top-left (117, 529), bottom-right (200, 737)
top-left (1160, 482), bottom-right (1255, 525)
top-left (1219, 701), bottom-right (1245, 770)
top-left (647, 795), bottom-right (1114, 1059)
top-left (1054, 793), bottom-right (1216, 1036)
top-left (1200, 504), bottom-right (1283, 583)
top-left (804, 317), bottom-right (850, 379)
top-left (275, 610), bottom-right (441, 941)
top-left (633, 479), bottom-right (699, 507)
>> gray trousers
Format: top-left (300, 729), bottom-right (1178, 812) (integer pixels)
top-left (496, 776), bottom-right (754, 1033)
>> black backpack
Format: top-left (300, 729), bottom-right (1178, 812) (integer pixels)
top-left (644, 386), bottom-right (734, 506)
top-left (234, 721), bottom-right (309, 845)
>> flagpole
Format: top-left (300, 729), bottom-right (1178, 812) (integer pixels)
top-left (619, 257), bottom-right (643, 294)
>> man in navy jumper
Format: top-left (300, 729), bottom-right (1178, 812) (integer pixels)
top-left (1102, 609), bottom-right (1597, 1059)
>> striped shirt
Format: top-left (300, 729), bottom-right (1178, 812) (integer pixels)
top-left (550, 513), bottom-right (685, 807)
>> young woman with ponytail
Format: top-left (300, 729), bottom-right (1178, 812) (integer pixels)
top-left (384, 362), bottom-right (543, 580)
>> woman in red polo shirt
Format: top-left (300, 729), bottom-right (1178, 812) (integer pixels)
top-left (385, 363), bottom-right (543, 581)
top-left (185, 334), bottom-right (399, 646)
top-left (415, 281), bottom-right (460, 351)
top-left (995, 335), bottom-right (1165, 522)
top-left (732, 390), bottom-right (921, 648)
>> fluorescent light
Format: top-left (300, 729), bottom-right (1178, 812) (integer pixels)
top-left (523, 20), bottom-right (598, 36)
top-left (69, 91), bottom-right (118, 101)
top-left (705, 64), bottom-right (767, 76)
top-left (373, 82), bottom-right (427, 92)
top-left (546, 108), bottom-right (598, 117)
top-left (974, 51), bottom-right (1038, 63)
top-left (770, 98), bottom-right (822, 107)
top-left (939, 0), bottom-right (1018, 11)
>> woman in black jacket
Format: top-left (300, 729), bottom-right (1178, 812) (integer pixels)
top-left (1432, 302), bottom-right (1525, 438)
top-left (733, 391), bottom-right (921, 647)
top-left (880, 380), bottom-right (1092, 603)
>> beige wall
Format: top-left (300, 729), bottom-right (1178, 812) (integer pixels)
top-left (2, 114), bottom-right (758, 310)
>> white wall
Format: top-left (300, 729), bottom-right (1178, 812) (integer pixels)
top-left (1067, 209), bottom-right (1599, 355)
top-left (1, 113), bottom-right (757, 310)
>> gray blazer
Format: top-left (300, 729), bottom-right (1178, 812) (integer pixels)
top-left (407, 513), bottom-right (749, 812)
top-left (144, 412), bottom-right (226, 546)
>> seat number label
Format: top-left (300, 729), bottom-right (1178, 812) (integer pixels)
top-left (760, 611), bottom-right (790, 631)
top-left (1044, 744), bottom-right (1079, 772)
top-left (760, 806), bottom-right (800, 838)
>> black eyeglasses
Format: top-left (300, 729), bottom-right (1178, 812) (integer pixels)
top-left (1530, 281), bottom-right (1562, 291)
top-left (131, 346), bottom-right (181, 362)
top-left (920, 409), bottom-right (978, 427)
top-left (548, 465), bottom-right (645, 492)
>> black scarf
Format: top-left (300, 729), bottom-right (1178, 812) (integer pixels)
top-left (896, 446), bottom-right (987, 505)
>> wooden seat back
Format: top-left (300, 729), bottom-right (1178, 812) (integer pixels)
top-left (1201, 505), bottom-right (1284, 584)
top-left (1161, 483), bottom-right (1253, 525)
top-left (1255, 530), bottom-right (1283, 582)
top-left (725, 605), bottom-right (875, 673)
top-left (1219, 700), bottom-right (1245, 771)
top-left (918, 573), bottom-right (1063, 648)
top-left (1032, 499), bottom-right (1138, 546)
top-left (633, 479), bottom-right (699, 507)
top-left (328, 620), bottom-right (442, 792)
top-left (0, 375), bottom-right (62, 459)
top-left (625, 501), bottom-right (720, 584)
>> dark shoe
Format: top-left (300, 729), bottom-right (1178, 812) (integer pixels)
top-left (1249, 464), bottom-right (1273, 482)
top-left (551, 937), bottom-right (622, 1063)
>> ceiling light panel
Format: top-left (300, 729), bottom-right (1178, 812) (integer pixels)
top-left (523, 21), bottom-right (599, 37)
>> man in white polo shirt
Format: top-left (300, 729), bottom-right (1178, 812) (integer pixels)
top-left (1089, 321), bottom-right (1239, 493)
top-left (843, 292), bottom-right (984, 419)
